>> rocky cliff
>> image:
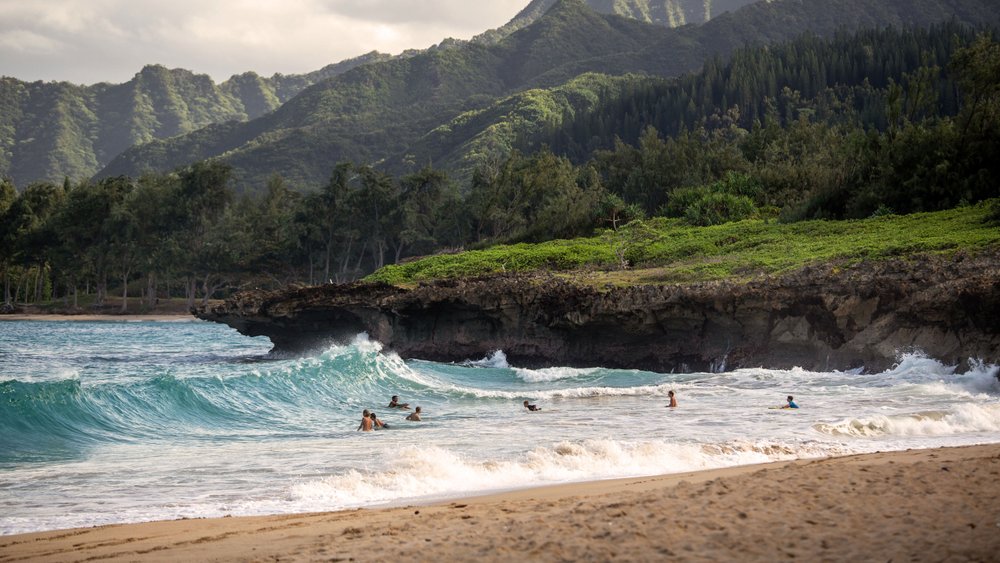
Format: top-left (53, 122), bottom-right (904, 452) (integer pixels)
top-left (195, 252), bottom-right (1000, 373)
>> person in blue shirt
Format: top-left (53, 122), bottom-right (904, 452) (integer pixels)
top-left (783, 395), bottom-right (799, 409)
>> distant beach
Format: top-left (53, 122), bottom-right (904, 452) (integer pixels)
top-left (3, 444), bottom-right (998, 562)
top-left (0, 314), bottom-right (196, 322)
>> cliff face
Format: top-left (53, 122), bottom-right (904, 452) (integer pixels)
top-left (196, 252), bottom-right (1000, 372)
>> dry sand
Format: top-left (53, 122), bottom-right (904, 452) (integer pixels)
top-left (2, 444), bottom-right (999, 562)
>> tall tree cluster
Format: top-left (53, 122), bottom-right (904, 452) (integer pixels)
top-left (553, 24), bottom-right (1000, 221)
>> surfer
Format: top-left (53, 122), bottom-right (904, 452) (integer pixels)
top-left (357, 409), bottom-right (374, 432)
top-left (783, 395), bottom-right (799, 409)
top-left (667, 390), bottom-right (678, 408)
top-left (371, 412), bottom-right (388, 429)
top-left (523, 400), bottom-right (542, 412)
top-left (406, 406), bottom-right (422, 421)
top-left (388, 395), bottom-right (410, 409)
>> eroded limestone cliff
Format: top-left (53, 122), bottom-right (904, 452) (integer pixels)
top-left (195, 251), bottom-right (1000, 372)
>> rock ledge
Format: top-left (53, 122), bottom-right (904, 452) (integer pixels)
top-left (195, 252), bottom-right (1000, 372)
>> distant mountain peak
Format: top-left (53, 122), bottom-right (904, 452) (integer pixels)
top-left (475, 0), bottom-right (760, 44)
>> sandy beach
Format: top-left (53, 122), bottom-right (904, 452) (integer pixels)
top-left (2, 443), bottom-right (998, 562)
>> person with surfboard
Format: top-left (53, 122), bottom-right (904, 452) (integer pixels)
top-left (388, 395), bottom-right (410, 409)
top-left (523, 400), bottom-right (542, 411)
top-left (783, 395), bottom-right (799, 409)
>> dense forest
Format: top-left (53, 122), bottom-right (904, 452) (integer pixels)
top-left (1, 24), bottom-right (998, 311)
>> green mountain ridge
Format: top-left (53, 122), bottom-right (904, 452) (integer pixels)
top-left (101, 0), bottom-right (1000, 191)
top-left (7, 0), bottom-right (999, 190)
top-left (99, 0), bottom-right (668, 188)
top-left (3, 0), bottom-right (746, 188)
top-left (0, 51), bottom-right (391, 185)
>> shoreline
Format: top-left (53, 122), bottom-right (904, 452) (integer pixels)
top-left (3, 443), bottom-right (998, 561)
top-left (0, 313), bottom-right (197, 322)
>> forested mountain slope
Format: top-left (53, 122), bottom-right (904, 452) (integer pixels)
top-left (0, 0), bottom-right (753, 189)
top-left (0, 52), bottom-right (390, 185)
top-left (533, 21), bottom-right (998, 159)
top-left (98, 0), bottom-right (666, 188)
top-left (389, 0), bottom-right (1000, 182)
top-left (100, 0), bottom-right (999, 191)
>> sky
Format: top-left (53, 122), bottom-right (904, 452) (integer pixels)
top-left (0, 0), bottom-right (529, 85)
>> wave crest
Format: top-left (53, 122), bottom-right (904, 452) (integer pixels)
top-left (463, 350), bottom-right (510, 369)
top-left (514, 366), bottom-right (601, 383)
top-left (813, 404), bottom-right (1000, 437)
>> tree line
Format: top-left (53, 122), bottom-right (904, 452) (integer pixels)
top-left (1, 25), bottom-right (997, 310)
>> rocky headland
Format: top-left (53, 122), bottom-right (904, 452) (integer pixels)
top-left (195, 251), bottom-right (1000, 373)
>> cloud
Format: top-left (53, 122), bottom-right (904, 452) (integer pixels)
top-left (0, 29), bottom-right (64, 54)
top-left (318, 0), bottom-right (529, 26)
top-left (0, 0), bottom-right (527, 84)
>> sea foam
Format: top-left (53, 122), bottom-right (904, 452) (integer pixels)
top-left (288, 439), bottom-right (850, 510)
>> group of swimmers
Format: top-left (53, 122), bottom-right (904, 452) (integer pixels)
top-left (357, 395), bottom-right (422, 431)
top-left (359, 391), bottom-right (798, 430)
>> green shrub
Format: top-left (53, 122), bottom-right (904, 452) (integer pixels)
top-left (869, 204), bottom-right (896, 218)
top-left (662, 186), bottom-right (706, 218)
top-left (684, 192), bottom-right (758, 226)
top-left (715, 171), bottom-right (764, 203)
top-left (986, 199), bottom-right (1000, 225)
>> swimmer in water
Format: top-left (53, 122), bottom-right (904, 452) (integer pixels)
top-left (523, 400), bottom-right (541, 412)
top-left (371, 412), bottom-right (388, 429)
top-left (406, 406), bottom-right (422, 421)
top-left (667, 390), bottom-right (678, 408)
top-left (357, 409), bottom-right (373, 432)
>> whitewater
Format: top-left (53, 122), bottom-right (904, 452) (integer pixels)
top-left (1, 320), bottom-right (999, 536)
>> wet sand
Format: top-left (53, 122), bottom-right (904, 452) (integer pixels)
top-left (2, 443), bottom-right (999, 562)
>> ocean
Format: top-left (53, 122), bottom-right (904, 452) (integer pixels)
top-left (2, 319), bottom-right (999, 536)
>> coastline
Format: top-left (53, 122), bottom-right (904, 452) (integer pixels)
top-left (0, 314), bottom-right (197, 322)
top-left (3, 444), bottom-right (998, 562)
top-left (197, 252), bottom-right (1000, 372)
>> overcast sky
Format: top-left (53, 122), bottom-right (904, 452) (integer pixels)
top-left (0, 0), bottom-right (529, 85)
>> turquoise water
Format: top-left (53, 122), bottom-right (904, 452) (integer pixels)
top-left (2, 320), bottom-right (999, 535)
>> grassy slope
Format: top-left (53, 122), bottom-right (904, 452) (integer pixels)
top-left (366, 201), bottom-right (1000, 286)
top-left (388, 72), bottom-right (639, 180)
